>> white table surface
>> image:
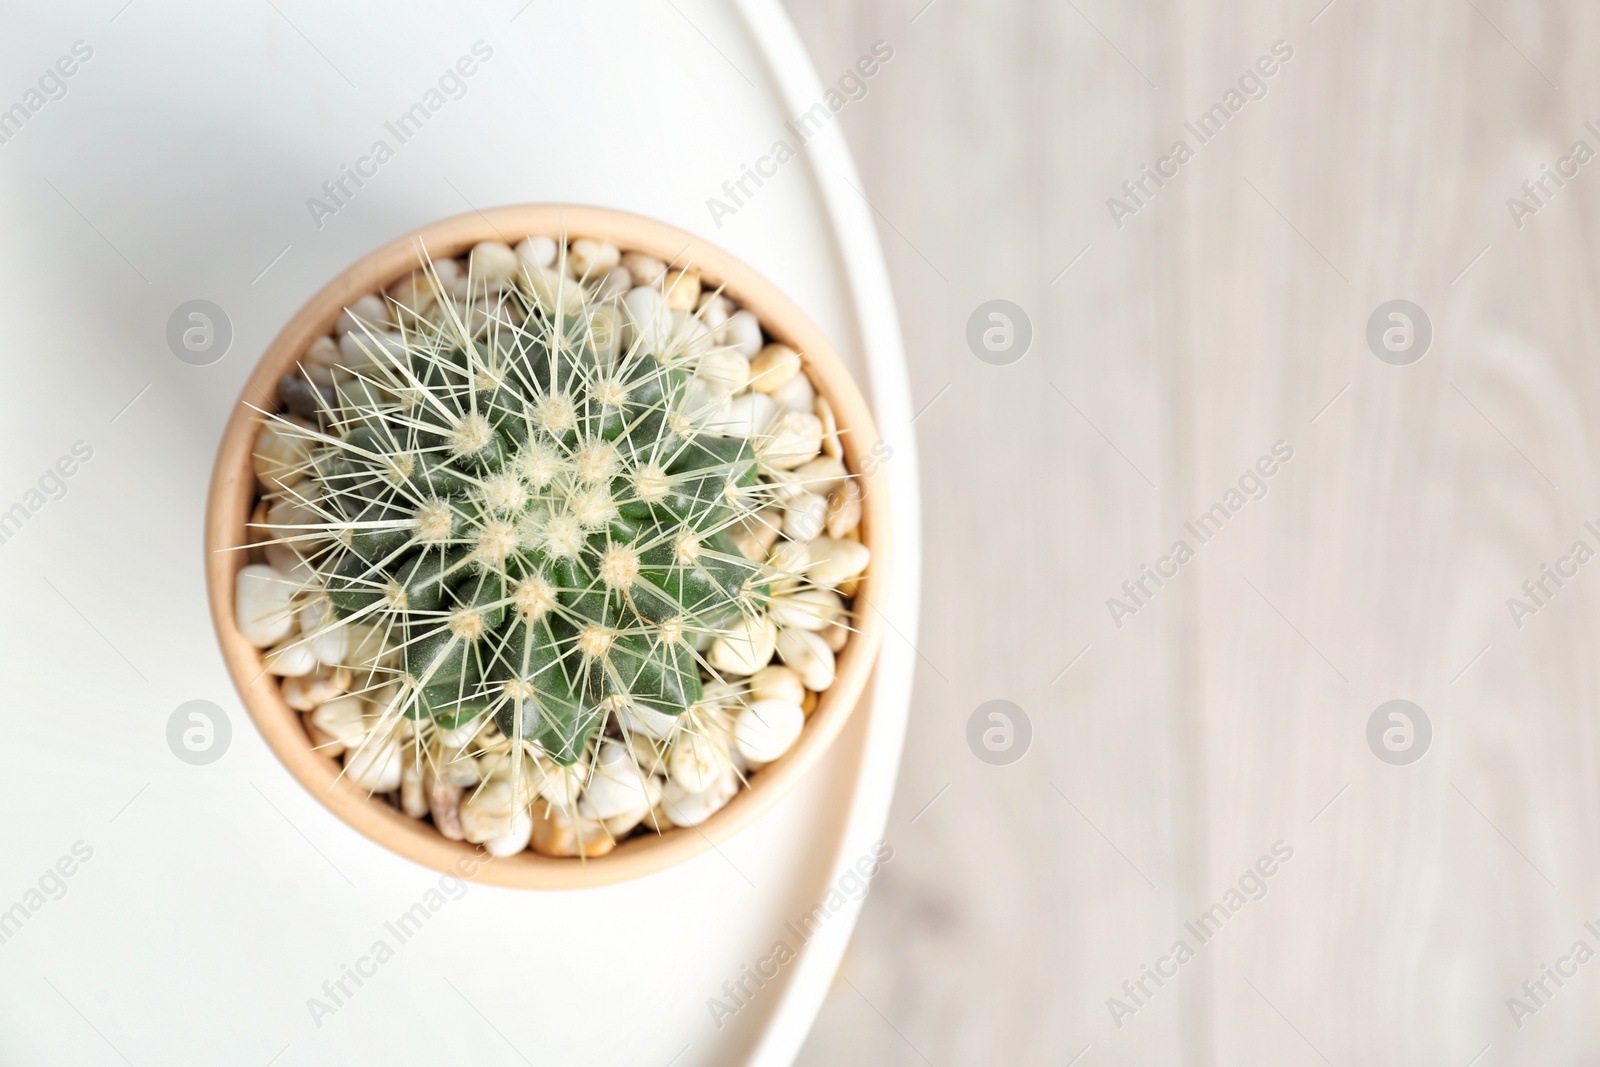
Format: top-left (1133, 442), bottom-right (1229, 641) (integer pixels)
top-left (0, 2), bottom-right (920, 1064)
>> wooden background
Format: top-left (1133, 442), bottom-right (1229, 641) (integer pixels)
top-left (781, 1), bottom-right (1600, 1063)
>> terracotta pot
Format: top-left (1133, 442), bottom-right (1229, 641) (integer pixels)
top-left (204, 205), bottom-right (890, 889)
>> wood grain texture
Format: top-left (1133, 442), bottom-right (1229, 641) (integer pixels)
top-left (782, 1), bottom-right (1600, 1063)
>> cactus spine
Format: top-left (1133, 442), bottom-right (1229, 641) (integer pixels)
top-left (261, 244), bottom-right (790, 775)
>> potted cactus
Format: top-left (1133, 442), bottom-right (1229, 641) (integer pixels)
top-left (206, 206), bottom-right (888, 888)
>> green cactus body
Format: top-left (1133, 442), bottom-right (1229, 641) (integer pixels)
top-left (268, 254), bottom-right (779, 767)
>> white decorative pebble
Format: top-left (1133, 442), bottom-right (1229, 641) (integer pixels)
top-left (469, 240), bottom-right (518, 284)
top-left (704, 391), bottom-right (775, 438)
top-left (668, 731), bottom-right (729, 794)
top-left (749, 344), bottom-right (801, 394)
top-left (768, 368), bottom-right (816, 412)
top-left (434, 258), bottom-right (463, 288)
top-left (344, 735), bottom-right (403, 792)
top-left (622, 286), bottom-right (671, 351)
top-left (822, 619), bottom-right (851, 653)
top-left (762, 411), bottom-right (824, 470)
top-left (696, 293), bottom-right (732, 330)
top-left (708, 614), bottom-right (777, 676)
top-left (697, 680), bottom-right (740, 718)
top-left (267, 492), bottom-right (319, 536)
top-left (534, 757), bottom-right (588, 808)
top-left (473, 748), bottom-right (510, 783)
top-left (401, 746), bottom-right (429, 818)
top-left (769, 587), bottom-right (843, 632)
top-left (336, 294), bottom-right (387, 337)
top-left (297, 596), bottom-right (347, 666)
top-left (338, 329), bottom-right (405, 375)
top-left (782, 491), bottom-right (828, 541)
top-left (794, 455), bottom-right (847, 496)
top-left (776, 627), bottom-right (837, 691)
top-left (682, 381), bottom-right (731, 428)
top-left (734, 699), bottom-right (804, 763)
top-left (515, 236), bottom-right (556, 270)
top-left (282, 667), bottom-right (346, 712)
top-left (596, 265), bottom-right (632, 299)
top-left (804, 537), bottom-right (871, 587)
top-left (669, 311), bottom-right (715, 358)
top-left (826, 480), bottom-right (862, 537)
top-left (729, 506), bottom-right (782, 561)
top-left (264, 634), bottom-right (319, 676)
top-left (303, 713), bottom-right (342, 754)
top-left (626, 735), bottom-right (668, 779)
top-left (386, 271), bottom-right (437, 325)
top-left (236, 563), bottom-right (297, 647)
top-left (663, 269), bottom-right (701, 310)
top-left (253, 419), bottom-right (315, 491)
top-left (528, 802), bottom-right (612, 857)
top-left (583, 740), bottom-right (650, 820)
top-left (484, 808), bottom-right (534, 857)
top-left (303, 335), bottom-right (342, 387)
top-left (342, 623), bottom-right (391, 672)
top-left (766, 539), bottom-right (810, 577)
top-left (716, 309), bottom-right (762, 357)
top-left (567, 238), bottom-right (620, 278)
top-left (620, 250), bottom-right (666, 287)
top-left (620, 700), bottom-right (678, 740)
top-left (750, 664), bottom-right (806, 706)
top-left (435, 747), bottom-right (482, 788)
top-left (817, 396), bottom-right (842, 460)
top-left (428, 778), bottom-right (466, 840)
top-left (601, 777), bottom-right (663, 838)
top-left (460, 775), bottom-right (524, 844)
top-left (311, 695), bottom-right (366, 746)
top-left (522, 266), bottom-right (584, 315)
top-left (663, 769), bottom-right (739, 828)
top-left (436, 715), bottom-right (487, 750)
top-left (589, 305), bottom-right (622, 370)
top-left (263, 540), bottom-right (303, 577)
top-left (696, 348), bottom-right (751, 398)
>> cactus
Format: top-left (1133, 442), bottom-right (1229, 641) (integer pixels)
top-left (258, 242), bottom-right (798, 780)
